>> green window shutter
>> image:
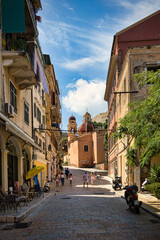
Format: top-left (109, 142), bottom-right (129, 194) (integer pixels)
top-left (2, 0), bottom-right (25, 33)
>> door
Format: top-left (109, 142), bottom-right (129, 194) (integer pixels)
top-left (8, 154), bottom-right (18, 188)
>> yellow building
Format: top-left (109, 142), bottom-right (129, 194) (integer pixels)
top-left (0, 0), bottom-right (54, 191)
top-left (43, 55), bottom-right (62, 178)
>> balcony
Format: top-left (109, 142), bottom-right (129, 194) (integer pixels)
top-left (2, 37), bottom-right (37, 90)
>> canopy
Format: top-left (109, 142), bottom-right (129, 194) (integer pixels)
top-left (25, 166), bottom-right (44, 180)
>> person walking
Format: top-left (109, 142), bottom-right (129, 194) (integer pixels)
top-left (65, 168), bottom-right (70, 179)
top-left (90, 172), bottom-right (96, 185)
top-left (83, 172), bottom-right (89, 187)
top-left (61, 172), bottom-right (65, 186)
top-left (55, 174), bottom-right (59, 187)
top-left (69, 173), bottom-right (72, 186)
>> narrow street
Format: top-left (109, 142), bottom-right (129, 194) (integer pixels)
top-left (1, 167), bottom-right (160, 240)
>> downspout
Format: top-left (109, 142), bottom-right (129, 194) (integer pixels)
top-left (31, 87), bottom-right (34, 168)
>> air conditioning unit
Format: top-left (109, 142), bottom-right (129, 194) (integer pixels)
top-left (48, 144), bottom-right (52, 151)
top-left (4, 103), bottom-right (14, 118)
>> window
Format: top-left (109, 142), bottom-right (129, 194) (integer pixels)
top-left (42, 89), bottom-right (44, 100)
top-left (43, 142), bottom-right (45, 150)
top-left (119, 94), bottom-right (121, 112)
top-left (38, 84), bottom-right (41, 95)
top-left (37, 107), bottom-right (41, 123)
top-left (43, 115), bottom-right (45, 124)
top-left (51, 91), bottom-right (55, 105)
top-left (24, 101), bottom-right (29, 125)
top-left (39, 139), bottom-right (42, 147)
top-left (10, 81), bottom-right (17, 113)
top-left (34, 103), bottom-right (37, 118)
top-left (84, 145), bottom-right (88, 152)
top-left (35, 136), bottom-right (38, 144)
top-left (124, 78), bottom-right (126, 92)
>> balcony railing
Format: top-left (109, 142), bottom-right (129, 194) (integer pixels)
top-left (3, 35), bottom-right (34, 70)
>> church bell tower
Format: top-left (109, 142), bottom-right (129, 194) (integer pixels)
top-left (67, 115), bottom-right (77, 141)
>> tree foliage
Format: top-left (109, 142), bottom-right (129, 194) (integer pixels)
top-left (115, 70), bottom-right (160, 166)
top-left (148, 164), bottom-right (160, 183)
top-left (93, 121), bottom-right (103, 129)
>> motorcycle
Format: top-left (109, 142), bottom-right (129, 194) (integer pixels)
top-left (43, 180), bottom-right (51, 192)
top-left (112, 177), bottom-right (122, 190)
top-left (141, 178), bottom-right (148, 192)
top-left (124, 185), bottom-right (142, 214)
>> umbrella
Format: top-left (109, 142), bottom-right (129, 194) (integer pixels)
top-left (25, 166), bottom-right (44, 180)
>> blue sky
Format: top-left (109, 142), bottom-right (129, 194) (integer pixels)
top-left (38, 0), bottom-right (160, 130)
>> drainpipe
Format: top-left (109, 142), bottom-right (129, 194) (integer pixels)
top-left (31, 87), bottom-right (34, 168)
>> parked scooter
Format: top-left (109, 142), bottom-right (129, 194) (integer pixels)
top-left (141, 178), bottom-right (148, 192)
top-left (124, 185), bottom-right (142, 214)
top-left (112, 177), bottom-right (122, 190)
top-left (43, 180), bottom-right (51, 192)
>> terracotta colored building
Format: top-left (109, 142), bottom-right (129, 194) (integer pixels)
top-left (67, 112), bottom-right (106, 168)
top-left (104, 10), bottom-right (160, 188)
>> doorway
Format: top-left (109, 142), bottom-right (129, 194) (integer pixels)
top-left (8, 154), bottom-right (18, 188)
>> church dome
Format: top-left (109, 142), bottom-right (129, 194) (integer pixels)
top-left (69, 115), bottom-right (76, 121)
top-left (78, 121), bottom-right (94, 134)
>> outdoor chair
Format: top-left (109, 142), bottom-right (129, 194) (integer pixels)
top-left (18, 188), bottom-right (29, 206)
top-left (0, 195), bottom-right (6, 213)
top-left (5, 194), bottom-right (20, 212)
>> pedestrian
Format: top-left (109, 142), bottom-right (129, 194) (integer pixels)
top-left (55, 174), bottom-right (59, 187)
top-left (90, 172), bottom-right (96, 185)
top-left (60, 172), bottom-right (65, 186)
top-left (65, 168), bottom-right (70, 179)
top-left (69, 173), bottom-right (72, 186)
top-left (83, 172), bottom-right (89, 187)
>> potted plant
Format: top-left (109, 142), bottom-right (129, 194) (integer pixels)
top-left (36, 15), bottom-right (42, 22)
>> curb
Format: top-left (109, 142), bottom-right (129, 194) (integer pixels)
top-left (0, 193), bottom-right (52, 223)
top-left (118, 192), bottom-right (160, 219)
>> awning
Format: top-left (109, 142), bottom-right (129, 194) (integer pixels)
top-left (2, 0), bottom-right (25, 33)
top-left (0, 113), bottom-right (42, 151)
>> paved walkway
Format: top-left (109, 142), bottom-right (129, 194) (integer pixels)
top-left (0, 167), bottom-right (160, 240)
top-left (110, 184), bottom-right (160, 219)
top-left (0, 166), bottom-right (160, 223)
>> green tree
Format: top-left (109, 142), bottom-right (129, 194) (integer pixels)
top-left (59, 137), bottom-right (68, 152)
top-left (114, 70), bottom-right (160, 166)
top-left (93, 121), bottom-right (103, 129)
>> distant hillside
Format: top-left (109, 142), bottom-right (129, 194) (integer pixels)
top-left (92, 112), bottom-right (107, 124)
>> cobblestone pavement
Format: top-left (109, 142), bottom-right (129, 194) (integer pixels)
top-left (1, 167), bottom-right (160, 240)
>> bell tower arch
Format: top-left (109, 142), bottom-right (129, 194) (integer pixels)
top-left (67, 115), bottom-right (77, 141)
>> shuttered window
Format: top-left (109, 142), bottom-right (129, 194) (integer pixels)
top-left (24, 101), bottom-right (29, 125)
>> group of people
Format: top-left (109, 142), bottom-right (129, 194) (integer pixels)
top-left (83, 172), bottom-right (96, 187)
top-left (54, 168), bottom-right (97, 188)
top-left (55, 168), bottom-right (72, 187)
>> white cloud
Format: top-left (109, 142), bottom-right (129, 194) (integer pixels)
top-left (62, 78), bottom-right (107, 116)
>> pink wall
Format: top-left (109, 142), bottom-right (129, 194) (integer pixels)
top-left (68, 131), bottom-right (106, 168)
top-left (96, 131), bottom-right (106, 164)
top-left (78, 134), bottom-right (93, 167)
top-left (69, 140), bottom-right (79, 167)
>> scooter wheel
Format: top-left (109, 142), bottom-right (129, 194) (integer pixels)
top-left (136, 207), bottom-right (140, 214)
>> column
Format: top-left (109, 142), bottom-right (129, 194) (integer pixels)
top-left (1, 149), bottom-right (8, 192)
top-left (134, 166), bottom-right (141, 191)
top-left (18, 155), bottom-right (23, 187)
